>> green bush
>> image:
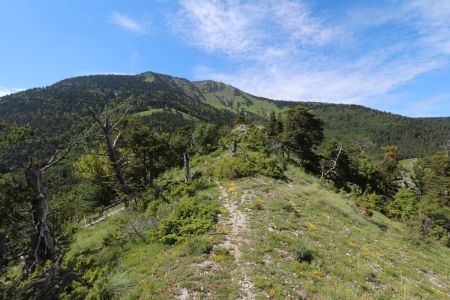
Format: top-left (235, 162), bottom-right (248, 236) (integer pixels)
top-left (354, 193), bottom-right (380, 217)
top-left (167, 177), bottom-right (209, 198)
top-left (214, 153), bottom-right (284, 180)
top-left (213, 246), bottom-right (231, 256)
top-left (60, 254), bottom-right (111, 300)
top-left (157, 196), bottom-right (219, 244)
top-left (295, 242), bottom-right (314, 264)
top-left (388, 188), bottom-right (418, 220)
top-left (252, 198), bottom-right (265, 210)
top-left (186, 237), bottom-right (213, 255)
top-left (102, 230), bottom-right (127, 248)
top-left (214, 156), bottom-right (254, 179)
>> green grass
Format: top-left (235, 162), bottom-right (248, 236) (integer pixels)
top-left (135, 108), bottom-right (199, 121)
top-left (68, 156), bottom-right (450, 299)
top-left (68, 181), bottom-right (239, 299)
top-left (400, 158), bottom-right (418, 172)
top-left (196, 82), bottom-right (286, 117)
top-left (233, 167), bottom-right (450, 299)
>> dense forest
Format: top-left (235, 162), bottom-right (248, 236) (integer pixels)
top-left (0, 72), bottom-right (449, 298)
top-left (0, 72), bottom-right (448, 163)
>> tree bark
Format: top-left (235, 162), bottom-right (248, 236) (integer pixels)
top-left (231, 140), bottom-right (238, 156)
top-left (321, 144), bottom-right (343, 179)
top-left (103, 129), bottom-right (127, 189)
top-left (184, 152), bottom-right (190, 183)
top-left (26, 163), bottom-right (54, 263)
top-left (91, 106), bottom-right (133, 207)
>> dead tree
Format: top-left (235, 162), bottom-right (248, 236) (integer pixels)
top-left (231, 140), bottom-right (238, 156)
top-left (183, 151), bottom-right (190, 183)
top-left (442, 139), bottom-right (450, 157)
top-left (90, 106), bottom-right (133, 206)
top-left (321, 143), bottom-right (343, 179)
top-left (354, 139), bottom-right (375, 155)
top-left (25, 141), bottom-right (78, 266)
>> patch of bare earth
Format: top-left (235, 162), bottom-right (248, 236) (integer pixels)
top-left (218, 183), bottom-right (256, 300)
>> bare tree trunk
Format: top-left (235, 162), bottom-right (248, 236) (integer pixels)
top-left (231, 140), bottom-right (238, 156)
top-left (23, 140), bottom-right (79, 266)
top-left (26, 163), bottom-right (54, 263)
top-left (446, 140), bottom-right (450, 157)
top-left (103, 129), bottom-right (127, 189)
top-left (0, 234), bottom-right (6, 266)
top-left (184, 152), bottom-right (190, 183)
top-left (321, 144), bottom-right (343, 179)
top-left (91, 106), bottom-right (133, 207)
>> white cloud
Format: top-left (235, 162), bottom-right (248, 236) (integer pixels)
top-left (0, 87), bottom-right (24, 97)
top-left (402, 93), bottom-right (450, 117)
top-left (170, 0), bottom-right (450, 115)
top-left (406, 0), bottom-right (450, 55)
top-left (110, 12), bottom-right (147, 34)
top-left (170, 0), bottom-right (341, 59)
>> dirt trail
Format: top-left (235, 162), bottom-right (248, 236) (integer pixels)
top-left (218, 183), bottom-right (255, 300)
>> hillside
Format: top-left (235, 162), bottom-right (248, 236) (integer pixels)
top-left (65, 157), bottom-right (450, 299)
top-left (1, 102), bottom-right (449, 299)
top-left (192, 80), bottom-right (450, 158)
top-left (0, 71), bottom-right (448, 161)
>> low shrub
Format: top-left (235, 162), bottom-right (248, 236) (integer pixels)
top-left (295, 242), bottom-right (314, 264)
top-left (354, 193), bottom-right (380, 217)
top-left (252, 198), bottom-right (265, 210)
top-left (212, 246), bottom-right (231, 256)
top-left (214, 153), bottom-right (284, 180)
top-left (102, 230), bottom-right (127, 248)
top-left (157, 196), bottom-right (219, 244)
top-left (186, 237), bottom-right (213, 255)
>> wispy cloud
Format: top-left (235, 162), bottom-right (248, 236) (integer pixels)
top-left (0, 87), bottom-right (24, 97)
top-left (170, 0), bottom-right (341, 59)
top-left (169, 0), bottom-right (450, 114)
top-left (110, 12), bottom-right (147, 34)
top-left (402, 93), bottom-right (450, 117)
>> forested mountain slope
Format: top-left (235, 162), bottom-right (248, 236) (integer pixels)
top-left (193, 80), bottom-right (450, 158)
top-left (0, 71), bottom-right (448, 160)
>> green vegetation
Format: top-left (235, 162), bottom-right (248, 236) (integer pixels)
top-left (0, 71), bottom-right (448, 165)
top-left (235, 169), bottom-right (450, 299)
top-left (0, 70), bottom-right (449, 299)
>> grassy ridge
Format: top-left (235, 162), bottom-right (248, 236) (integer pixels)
top-left (68, 158), bottom-right (450, 299)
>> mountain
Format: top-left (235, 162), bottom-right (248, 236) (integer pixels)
top-left (0, 71), bottom-right (449, 160)
top-left (192, 80), bottom-right (450, 158)
top-left (2, 72), bottom-right (450, 299)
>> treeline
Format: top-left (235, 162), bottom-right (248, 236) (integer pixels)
top-left (299, 103), bottom-right (450, 159)
top-left (1, 72), bottom-right (448, 167)
top-left (0, 73), bottom-right (235, 166)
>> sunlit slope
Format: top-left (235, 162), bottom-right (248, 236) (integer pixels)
top-left (69, 163), bottom-right (450, 299)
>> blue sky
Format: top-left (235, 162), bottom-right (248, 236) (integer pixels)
top-left (1, 0), bottom-right (449, 117)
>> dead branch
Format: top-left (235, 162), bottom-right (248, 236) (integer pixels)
top-left (321, 144), bottom-right (343, 179)
top-left (112, 106), bottom-right (134, 129)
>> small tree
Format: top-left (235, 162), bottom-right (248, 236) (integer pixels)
top-left (388, 188), bottom-right (418, 220)
top-left (380, 146), bottom-right (401, 198)
top-left (320, 141), bottom-right (353, 190)
top-left (266, 110), bottom-right (282, 137)
top-left (282, 105), bottom-right (324, 171)
top-left (25, 139), bottom-right (79, 267)
top-left (192, 124), bottom-right (219, 155)
top-left (90, 106), bottom-right (133, 206)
